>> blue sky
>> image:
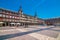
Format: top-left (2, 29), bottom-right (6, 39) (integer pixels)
top-left (0, 0), bottom-right (60, 19)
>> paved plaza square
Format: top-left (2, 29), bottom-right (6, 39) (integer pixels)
top-left (0, 26), bottom-right (60, 40)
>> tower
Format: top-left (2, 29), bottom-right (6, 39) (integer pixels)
top-left (34, 11), bottom-right (37, 24)
top-left (18, 5), bottom-right (23, 17)
top-left (34, 11), bottom-right (37, 18)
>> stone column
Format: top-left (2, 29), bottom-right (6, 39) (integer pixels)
top-left (8, 22), bottom-right (10, 27)
top-left (0, 23), bottom-right (2, 27)
top-left (5, 22), bottom-right (6, 27)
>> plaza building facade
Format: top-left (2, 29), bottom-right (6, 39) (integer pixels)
top-left (0, 7), bottom-right (44, 27)
top-left (45, 18), bottom-right (60, 26)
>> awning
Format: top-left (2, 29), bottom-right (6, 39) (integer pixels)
top-left (0, 22), bottom-right (4, 23)
top-left (10, 23), bottom-right (15, 24)
top-left (16, 23), bottom-right (20, 24)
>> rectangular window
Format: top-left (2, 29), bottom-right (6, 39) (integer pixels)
top-left (15, 17), bottom-right (17, 19)
top-left (12, 16), bottom-right (14, 18)
top-left (0, 14), bottom-right (2, 17)
top-left (17, 17), bottom-right (19, 19)
top-left (3, 15), bottom-right (5, 17)
top-left (10, 19), bottom-right (11, 21)
top-left (6, 15), bottom-right (8, 18)
top-left (6, 12), bottom-right (9, 14)
top-left (10, 16), bottom-right (12, 18)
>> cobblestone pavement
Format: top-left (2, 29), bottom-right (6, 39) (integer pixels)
top-left (0, 26), bottom-right (60, 40)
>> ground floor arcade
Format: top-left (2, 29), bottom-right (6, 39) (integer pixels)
top-left (0, 21), bottom-right (44, 27)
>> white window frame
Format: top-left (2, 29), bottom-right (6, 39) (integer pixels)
top-left (6, 15), bottom-right (9, 18)
top-left (3, 15), bottom-right (5, 17)
top-left (12, 16), bottom-right (14, 18)
top-left (0, 14), bottom-right (2, 17)
top-left (10, 16), bottom-right (12, 18)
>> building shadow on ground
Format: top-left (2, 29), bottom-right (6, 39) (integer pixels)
top-left (0, 27), bottom-right (55, 40)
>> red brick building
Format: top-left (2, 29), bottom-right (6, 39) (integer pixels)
top-left (0, 8), bottom-right (44, 27)
top-left (45, 18), bottom-right (60, 26)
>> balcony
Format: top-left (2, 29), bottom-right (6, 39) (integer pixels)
top-left (20, 17), bottom-right (26, 20)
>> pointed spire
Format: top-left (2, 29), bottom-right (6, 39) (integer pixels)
top-left (18, 5), bottom-right (23, 13)
top-left (34, 11), bottom-right (37, 18)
